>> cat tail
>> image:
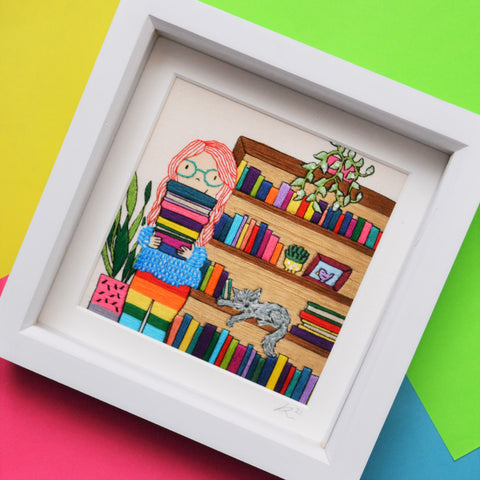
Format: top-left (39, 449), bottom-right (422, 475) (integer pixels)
top-left (262, 323), bottom-right (288, 357)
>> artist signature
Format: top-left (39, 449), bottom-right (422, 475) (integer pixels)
top-left (274, 403), bottom-right (304, 420)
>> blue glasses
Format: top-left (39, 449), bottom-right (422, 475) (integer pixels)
top-left (177, 158), bottom-right (224, 188)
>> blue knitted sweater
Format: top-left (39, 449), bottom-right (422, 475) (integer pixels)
top-left (133, 226), bottom-right (207, 288)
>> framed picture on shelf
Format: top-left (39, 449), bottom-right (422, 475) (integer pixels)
top-left (0, 1), bottom-right (479, 479)
top-left (303, 253), bottom-right (353, 291)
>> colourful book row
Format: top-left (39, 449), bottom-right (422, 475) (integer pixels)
top-left (213, 212), bottom-right (284, 265)
top-left (165, 314), bottom-right (319, 404)
top-left (236, 160), bottom-right (382, 250)
top-left (198, 261), bottom-right (230, 299)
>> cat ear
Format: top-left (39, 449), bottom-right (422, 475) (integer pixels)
top-left (252, 288), bottom-right (262, 300)
top-left (232, 287), bottom-right (239, 296)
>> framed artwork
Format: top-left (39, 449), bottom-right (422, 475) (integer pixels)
top-left (0, 2), bottom-right (479, 479)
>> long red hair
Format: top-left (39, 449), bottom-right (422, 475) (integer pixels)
top-left (147, 139), bottom-right (237, 246)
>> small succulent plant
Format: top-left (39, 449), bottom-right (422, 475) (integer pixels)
top-left (290, 142), bottom-right (375, 212)
top-left (283, 245), bottom-right (310, 273)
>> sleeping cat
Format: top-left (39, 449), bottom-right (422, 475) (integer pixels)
top-left (217, 288), bottom-right (290, 357)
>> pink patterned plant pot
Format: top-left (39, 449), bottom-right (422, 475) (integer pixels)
top-left (88, 274), bottom-right (129, 321)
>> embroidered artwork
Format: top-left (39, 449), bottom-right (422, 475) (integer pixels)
top-left (83, 131), bottom-right (402, 405)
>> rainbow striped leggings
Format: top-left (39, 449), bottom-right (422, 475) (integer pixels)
top-left (118, 270), bottom-right (190, 342)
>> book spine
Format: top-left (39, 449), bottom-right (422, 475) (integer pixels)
top-left (213, 271), bottom-right (229, 299)
top-left (227, 344), bottom-right (247, 373)
top-left (279, 365), bottom-right (296, 395)
top-left (291, 367), bottom-right (313, 401)
top-left (250, 174), bottom-right (265, 197)
top-left (236, 166), bottom-right (249, 190)
top-left (236, 160), bottom-right (247, 184)
top-left (204, 264), bottom-right (225, 296)
top-left (239, 220), bottom-right (256, 250)
top-left (358, 221), bottom-right (373, 244)
top-left (321, 208), bottom-right (334, 229)
top-left (172, 314), bottom-right (193, 348)
top-left (306, 301), bottom-right (345, 321)
top-left (208, 329), bottom-right (230, 364)
top-left (186, 325), bottom-right (203, 354)
top-left (290, 325), bottom-right (334, 351)
top-left (286, 195), bottom-right (302, 215)
top-left (333, 213), bottom-right (345, 233)
top-left (213, 213), bottom-right (229, 239)
top-left (365, 225), bottom-right (380, 249)
top-left (202, 331), bottom-right (220, 360)
top-left (345, 218), bottom-right (357, 238)
top-left (274, 361), bottom-right (292, 393)
top-left (351, 217), bottom-right (366, 241)
top-left (284, 369), bottom-right (301, 397)
top-left (224, 214), bottom-right (244, 246)
top-left (192, 323), bottom-right (217, 359)
top-left (240, 167), bottom-right (261, 194)
top-left (237, 344), bottom-right (253, 376)
top-left (255, 180), bottom-right (272, 201)
top-left (264, 187), bottom-right (279, 205)
top-left (178, 319), bottom-right (199, 351)
top-left (246, 354), bottom-right (260, 380)
top-left (214, 335), bottom-right (233, 366)
top-left (218, 215), bottom-right (234, 243)
top-left (240, 347), bottom-right (257, 377)
top-left (220, 339), bottom-right (239, 369)
top-left (250, 224), bottom-right (269, 257)
top-left (165, 314), bottom-right (184, 346)
top-left (256, 229), bottom-right (272, 259)
top-left (299, 374), bottom-right (319, 404)
top-left (373, 231), bottom-right (383, 250)
top-left (303, 201), bottom-right (316, 221)
top-left (261, 234), bottom-right (279, 262)
top-left (266, 354), bottom-right (288, 390)
top-left (280, 189), bottom-right (294, 210)
top-left (299, 323), bottom-right (337, 341)
top-left (338, 212), bottom-right (353, 236)
top-left (244, 225), bottom-right (260, 253)
top-left (235, 221), bottom-right (250, 248)
top-left (300, 310), bottom-right (342, 332)
top-left (269, 242), bottom-right (284, 265)
top-left (327, 209), bottom-right (342, 230)
top-left (231, 215), bottom-right (248, 247)
top-left (250, 357), bottom-right (266, 383)
top-left (273, 182), bottom-right (291, 208)
top-left (295, 197), bottom-right (310, 218)
top-left (257, 356), bottom-right (277, 387)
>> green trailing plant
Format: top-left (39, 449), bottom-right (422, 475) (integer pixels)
top-left (101, 173), bottom-right (152, 283)
top-left (291, 142), bottom-right (375, 212)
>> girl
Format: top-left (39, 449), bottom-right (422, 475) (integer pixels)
top-left (119, 140), bottom-right (237, 341)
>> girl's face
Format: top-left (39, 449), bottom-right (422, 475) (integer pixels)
top-left (176, 152), bottom-right (224, 196)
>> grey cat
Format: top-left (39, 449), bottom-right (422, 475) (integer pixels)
top-left (217, 288), bottom-right (291, 357)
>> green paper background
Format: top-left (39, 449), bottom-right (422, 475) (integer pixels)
top-left (201, 0), bottom-right (480, 459)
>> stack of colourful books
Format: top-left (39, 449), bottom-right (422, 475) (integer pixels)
top-left (164, 314), bottom-right (319, 404)
top-left (290, 301), bottom-right (345, 352)
top-left (155, 180), bottom-right (217, 260)
top-left (235, 160), bottom-right (382, 250)
top-left (213, 213), bottom-right (284, 265)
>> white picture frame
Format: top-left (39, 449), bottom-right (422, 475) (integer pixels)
top-left (0, 1), bottom-right (478, 479)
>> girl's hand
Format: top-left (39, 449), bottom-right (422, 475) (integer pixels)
top-left (177, 245), bottom-right (193, 259)
top-left (149, 236), bottom-right (162, 248)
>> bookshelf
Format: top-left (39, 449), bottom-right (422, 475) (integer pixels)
top-left (179, 137), bottom-right (396, 378)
